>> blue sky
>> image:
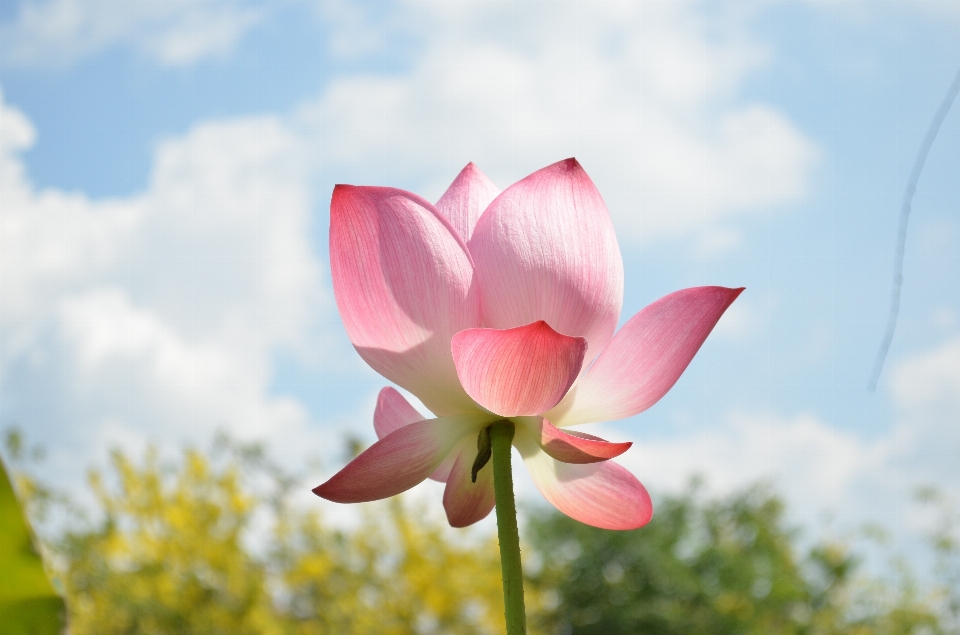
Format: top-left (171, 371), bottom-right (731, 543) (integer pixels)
top-left (1, 0), bottom-right (959, 568)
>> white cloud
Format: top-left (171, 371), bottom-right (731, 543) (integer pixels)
top-left (616, 413), bottom-right (889, 523)
top-left (892, 336), bottom-right (960, 415)
top-left (0, 0), bottom-right (265, 67)
top-left (0, 90), bottom-right (329, 471)
top-left (889, 337), bottom-right (960, 495)
top-left (587, 334), bottom-right (960, 563)
top-left (58, 289), bottom-right (308, 440)
top-left (308, 0), bottom-right (818, 249)
top-left (315, 0), bottom-right (414, 61)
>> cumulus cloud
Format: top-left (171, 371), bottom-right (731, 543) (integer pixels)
top-left (0, 90), bottom-right (328, 469)
top-left (587, 334), bottom-right (960, 555)
top-left (620, 413), bottom-right (891, 522)
top-left (890, 336), bottom-right (960, 494)
top-left (892, 337), bottom-right (960, 415)
top-left (0, 0), bottom-right (265, 67)
top-left (308, 0), bottom-right (818, 249)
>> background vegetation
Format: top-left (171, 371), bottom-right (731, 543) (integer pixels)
top-left (3, 430), bottom-right (957, 635)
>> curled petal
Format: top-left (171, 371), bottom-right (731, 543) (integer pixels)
top-left (549, 286), bottom-right (744, 426)
top-left (313, 414), bottom-right (488, 503)
top-left (443, 445), bottom-right (496, 527)
top-left (452, 321), bottom-right (586, 417)
top-left (515, 428), bottom-right (652, 530)
top-left (515, 416), bottom-right (631, 464)
top-left (372, 387), bottom-right (457, 481)
top-left (435, 163), bottom-right (501, 243)
top-left (373, 387), bottom-right (424, 439)
top-left (470, 158), bottom-right (623, 364)
top-left (330, 185), bottom-right (481, 416)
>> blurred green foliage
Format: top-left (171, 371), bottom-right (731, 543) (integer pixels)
top-left (9, 435), bottom-right (507, 635)
top-left (528, 483), bottom-right (948, 635)
top-left (3, 431), bottom-right (956, 634)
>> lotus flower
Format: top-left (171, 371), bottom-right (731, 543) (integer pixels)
top-left (314, 159), bottom-right (742, 530)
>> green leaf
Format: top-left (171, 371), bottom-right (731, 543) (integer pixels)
top-left (0, 457), bottom-right (66, 635)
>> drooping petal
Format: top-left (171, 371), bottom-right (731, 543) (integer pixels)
top-left (452, 321), bottom-right (586, 417)
top-left (548, 286), bottom-right (744, 426)
top-left (515, 428), bottom-right (652, 530)
top-left (373, 387), bottom-right (424, 439)
top-left (469, 159), bottom-right (623, 364)
top-left (515, 416), bottom-right (631, 464)
top-left (442, 444), bottom-right (496, 527)
top-left (313, 413), bottom-right (489, 503)
top-left (435, 163), bottom-right (501, 243)
top-left (372, 386), bottom-right (458, 482)
top-left (330, 185), bottom-right (481, 416)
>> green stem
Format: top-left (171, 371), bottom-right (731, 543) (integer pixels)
top-left (489, 420), bottom-right (526, 634)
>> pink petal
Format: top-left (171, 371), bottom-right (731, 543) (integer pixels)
top-left (452, 321), bottom-right (587, 417)
top-left (469, 159), bottom-right (623, 365)
top-left (548, 286), bottom-right (744, 426)
top-left (435, 163), bottom-right (501, 243)
top-left (442, 445), bottom-right (496, 527)
top-left (515, 416), bottom-right (631, 464)
top-left (429, 437), bottom-right (467, 483)
top-left (515, 428), bottom-right (652, 530)
top-left (372, 386), bottom-right (465, 482)
top-left (373, 387), bottom-right (425, 439)
top-left (330, 185), bottom-right (482, 416)
top-left (313, 414), bottom-right (488, 503)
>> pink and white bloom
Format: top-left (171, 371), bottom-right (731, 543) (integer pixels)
top-left (314, 159), bottom-right (742, 530)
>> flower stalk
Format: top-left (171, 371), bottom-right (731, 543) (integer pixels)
top-left (489, 420), bottom-right (526, 634)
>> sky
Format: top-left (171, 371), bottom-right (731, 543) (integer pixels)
top-left (1, 0), bottom-right (959, 573)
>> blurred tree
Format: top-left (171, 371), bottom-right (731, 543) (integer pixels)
top-left (6, 429), bottom-right (953, 635)
top-left (58, 446), bottom-right (279, 635)
top-left (526, 482), bottom-right (945, 635)
top-left (915, 484), bottom-right (960, 632)
top-left (276, 497), bottom-right (506, 634)
top-left (26, 435), bottom-right (509, 635)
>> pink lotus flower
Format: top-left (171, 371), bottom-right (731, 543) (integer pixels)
top-left (314, 159), bottom-right (742, 530)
